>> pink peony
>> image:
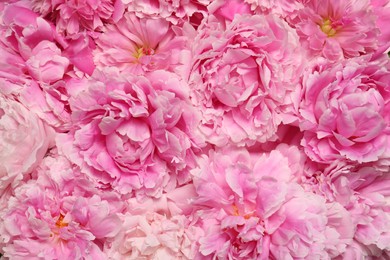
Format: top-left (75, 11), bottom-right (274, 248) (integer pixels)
top-left (207, 0), bottom-right (252, 21)
top-left (304, 162), bottom-right (390, 258)
top-left (58, 69), bottom-right (203, 197)
top-left (370, 0), bottom-right (390, 56)
top-left (299, 55), bottom-right (390, 163)
top-left (123, 0), bottom-right (210, 25)
top-left (104, 212), bottom-right (203, 259)
top-left (191, 147), bottom-right (348, 259)
top-left (0, 153), bottom-right (123, 259)
top-left (0, 96), bottom-right (54, 197)
top-left (188, 13), bottom-right (304, 146)
top-left (245, 0), bottom-right (305, 17)
top-left (26, 40), bottom-right (70, 84)
top-left (94, 13), bottom-right (186, 75)
top-left (291, 0), bottom-right (379, 61)
top-left (32, 0), bottom-right (123, 35)
top-left (0, 3), bottom-right (78, 131)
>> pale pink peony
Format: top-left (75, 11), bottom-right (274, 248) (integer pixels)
top-left (304, 162), bottom-right (390, 258)
top-left (57, 69), bottom-right (203, 197)
top-left (291, 0), bottom-right (379, 61)
top-left (94, 13), bottom-right (186, 75)
top-left (0, 96), bottom-right (54, 198)
top-left (299, 55), bottom-right (390, 163)
top-left (0, 153), bottom-right (123, 259)
top-left (104, 212), bottom-right (203, 259)
top-left (245, 0), bottom-right (305, 17)
top-left (370, 0), bottom-right (390, 56)
top-left (188, 13), bottom-right (304, 146)
top-left (123, 0), bottom-right (210, 25)
top-left (191, 147), bottom-right (347, 259)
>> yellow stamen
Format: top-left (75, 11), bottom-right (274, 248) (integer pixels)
top-left (133, 47), bottom-right (144, 59)
top-left (55, 214), bottom-right (68, 228)
top-left (133, 46), bottom-right (155, 60)
top-left (320, 19), bottom-right (337, 37)
top-left (232, 204), bottom-right (253, 219)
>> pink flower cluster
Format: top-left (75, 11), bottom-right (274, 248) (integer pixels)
top-left (0, 0), bottom-right (390, 259)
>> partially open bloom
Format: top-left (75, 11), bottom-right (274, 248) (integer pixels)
top-left (291, 0), bottom-right (379, 61)
top-left (58, 69), bottom-right (203, 197)
top-left (26, 41), bottom-right (70, 84)
top-left (188, 14), bottom-right (304, 146)
top-left (94, 13), bottom-right (186, 75)
top-left (299, 55), bottom-right (390, 163)
top-left (191, 146), bottom-right (347, 259)
top-left (0, 96), bottom-right (54, 197)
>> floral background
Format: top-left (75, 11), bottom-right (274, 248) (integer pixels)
top-left (0, 0), bottom-right (390, 259)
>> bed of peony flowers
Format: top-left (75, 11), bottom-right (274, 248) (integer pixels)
top-left (0, 0), bottom-right (390, 259)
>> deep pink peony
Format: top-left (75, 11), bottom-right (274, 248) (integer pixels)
top-left (0, 153), bottom-right (123, 259)
top-left (94, 13), bottom-right (186, 75)
top-left (291, 0), bottom-right (379, 61)
top-left (188, 13), bottom-right (304, 146)
top-left (58, 69), bottom-right (204, 197)
top-left (191, 146), bottom-right (348, 259)
top-left (0, 96), bottom-right (54, 198)
top-left (299, 55), bottom-right (390, 163)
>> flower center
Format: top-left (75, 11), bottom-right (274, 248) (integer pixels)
top-left (55, 214), bottom-right (68, 228)
top-left (232, 204), bottom-right (253, 219)
top-left (133, 46), bottom-right (155, 59)
top-left (320, 19), bottom-right (337, 37)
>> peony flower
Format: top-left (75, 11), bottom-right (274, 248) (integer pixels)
top-left (191, 147), bottom-right (347, 259)
top-left (104, 212), bottom-right (203, 259)
top-left (188, 13), bottom-right (304, 146)
top-left (370, 0), bottom-right (390, 56)
top-left (32, 0), bottom-right (123, 35)
top-left (207, 0), bottom-right (252, 21)
top-left (304, 162), bottom-right (390, 258)
top-left (58, 69), bottom-right (203, 197)
top-left (26, 40), bottom-right (70, 84)
top-left (245, 0), bottom-right (305, 17)
top-left (291, 0), bottom-right (379, 61)
top-left (0, 153), bottom-right (123, 259)
top-left (0, 96), bottom-right (54, 198)
top-left (0, 3), bottom-right (80, 131)
top-left (94, 13), bottom-right (186, 75)
top-left (123, 0), bottom-right (210, 25)
top-left (299, 55), bottom-right (390, 163)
